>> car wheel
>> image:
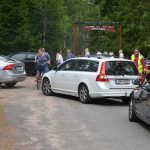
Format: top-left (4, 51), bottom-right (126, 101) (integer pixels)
top-left (129, 96), bottom-right (138, 122)
top-left (122, 97), bottom-right (130, 104)
top-left (78, 84), bottom-right (91, 104)
top-left (5, 82), bottom-right (17, 87)
top-left (42, 78), bottom-right (53, 96)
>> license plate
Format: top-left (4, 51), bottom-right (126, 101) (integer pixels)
top-left (16, 66), bottom-right (23, 71)
top-left (115, 79), bottom-right (130, 85)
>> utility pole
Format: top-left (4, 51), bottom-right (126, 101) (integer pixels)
top-left (43, 0), bottom-right (46, 44)
top-left (73, 24), bottom-right (77, 56)
top-left (119, 24), bottom-right (122, 50)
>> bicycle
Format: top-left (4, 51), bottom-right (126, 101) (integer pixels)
top-left (36, 73), bottom-right (44, 90)
top-left (36, 62), bottom-right (47, 90)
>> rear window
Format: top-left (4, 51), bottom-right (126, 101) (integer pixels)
top-left (0, 56), bottom-right (16, 62)
top-left (105, 61), bottom-right (138, 75)
top-left (26, 54), bottom-right (36, 60)
top-left (11, 54), bottom-right (26, 61)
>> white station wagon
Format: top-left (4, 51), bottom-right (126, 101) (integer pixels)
top-left (41, 57), bottom-right (139, 104)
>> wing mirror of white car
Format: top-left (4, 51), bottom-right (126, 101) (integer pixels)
top-left (52, 66), bottom-right (58, 71)
top-left (132, 78), bottom-right (141, 85)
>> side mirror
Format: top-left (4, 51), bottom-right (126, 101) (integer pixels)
top-left (132, 78), bottom-right (141, 85)
top-left (52, 66), bottom-right (58, 71)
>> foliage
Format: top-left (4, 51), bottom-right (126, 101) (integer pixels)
top-left (0, 0), bottom-right (149, 57)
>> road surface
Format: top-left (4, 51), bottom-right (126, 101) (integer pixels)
top-left (0, 77), bottom-right (150, 150)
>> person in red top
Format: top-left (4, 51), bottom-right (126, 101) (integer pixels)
top-left (131, 49), bottom-right (147, 74)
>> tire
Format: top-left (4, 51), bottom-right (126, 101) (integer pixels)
top-left (42, 78), bottom-right (53, 96)
top-left (122, 97), bottom-right (130, 104)
top-left (5, 82), bottom-right (17, 87)
top-left (129, 96), bottom-right (138, 122)
top-left (78, 84), bottom-right (91, 104)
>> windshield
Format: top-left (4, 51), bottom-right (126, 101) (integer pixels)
top-left (105, 61), bottom-right (138, 75)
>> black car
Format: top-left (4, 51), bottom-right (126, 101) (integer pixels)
top-left (9, 52), bottom-right (37, 75)
top-left (145, 56), bottom-right (150, 70)
top-left (129, 73), bottom-right (150, 125)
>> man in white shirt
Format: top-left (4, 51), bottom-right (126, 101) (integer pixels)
top-left (56, 51), bottom-right (63, 66)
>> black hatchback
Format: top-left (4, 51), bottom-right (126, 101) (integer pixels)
top-left (9, 52), bottom-right (37, 75)
top-left (129, 73), bottom-right (150, 125)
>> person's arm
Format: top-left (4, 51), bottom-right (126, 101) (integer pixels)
top-left (34, 55), bottom-right (38, 63)
top-left (141, 57), bottom-right (147, 71)
top-left (45, 53), bottom-right (50, 64)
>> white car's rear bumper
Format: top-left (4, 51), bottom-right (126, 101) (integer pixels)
top-left (89, 82), bottom-right (136, 98)
top-left (90, 90), bottom-right (133, 98)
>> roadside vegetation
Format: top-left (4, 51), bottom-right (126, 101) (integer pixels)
top-left (0, 0), bottom-right (150, 57)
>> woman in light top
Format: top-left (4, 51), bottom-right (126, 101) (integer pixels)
top-left (119, 50), bottom-right (124, 58)
top-left (84, 48), bottom-right (90, 58)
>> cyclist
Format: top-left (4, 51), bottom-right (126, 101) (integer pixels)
top-left (41, 48), bottom-right (50, 73)
top-left (131, 49), bottom-right (147, 75)
top-left (35, 48), bottom-right (49, 81)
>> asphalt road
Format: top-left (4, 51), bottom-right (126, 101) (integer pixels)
top-left (0, 77), bottom-right (150, 150)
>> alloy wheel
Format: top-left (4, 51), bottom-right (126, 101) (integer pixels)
top-left (42, 78), bottom-right (52, 96)
top-left (80, 86), bottom-right (88, 102)
top-left (79, 84), bottom-right (91, 104)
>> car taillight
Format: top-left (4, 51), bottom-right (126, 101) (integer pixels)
top-left (96, 62), bottom-right (109, 82)
top-left (2, 64), bottom-right (14, 70)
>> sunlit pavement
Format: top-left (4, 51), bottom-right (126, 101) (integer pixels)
top-left (0, 77), bottom-right (150, 150)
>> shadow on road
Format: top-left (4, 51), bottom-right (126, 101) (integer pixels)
top-left (0, 85), bottom-right (25, 90)
top-left (53, 93), bottom-right (127, 106)
top-left (92, 98), bottom-right (127, 106)
top-left (138, 120), bottom-right (150, 131)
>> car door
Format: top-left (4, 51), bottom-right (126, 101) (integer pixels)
top-left (135, 79), bottom-right (150, 119)
top-left (52, 59), bottom-right (76, 94)
top-left (73, 59), bottom-right (99, 93)
top-left (140, 82), bottom-right (150, 118)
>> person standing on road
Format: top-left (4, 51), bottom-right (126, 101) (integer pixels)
top-left (119, 50), bottom-right (124, 58)
top-left (56, 50), bottom-right (63, 66)
top-left (109, 52), bottom-right (114, 57)
top-left (66, 49), bottom-right (73, 60)
top-left (131, 49), bottom-right (147, 74)
top-left (84, 48), bottom-right (90, 58)
top-left (103, 51), bottom-right (108, 56)
top-left (41, 48), bottom-right (50, 73)
top-left (34, 48), bottom-right (49, 80)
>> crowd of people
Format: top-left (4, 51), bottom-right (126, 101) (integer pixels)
top-left (34, 47), bottom-right (149, 81)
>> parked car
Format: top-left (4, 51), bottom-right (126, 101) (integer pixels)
top-left (41, 57), bottom-right (139, 104)
top-left (145, 56), bottom-right (150, 70)
top-left (9, 52), bottom-right (36, 75)
top-left (0, 55), bottom-right (26, 87)
top-left (129, 73), bottom-right (150, 125)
